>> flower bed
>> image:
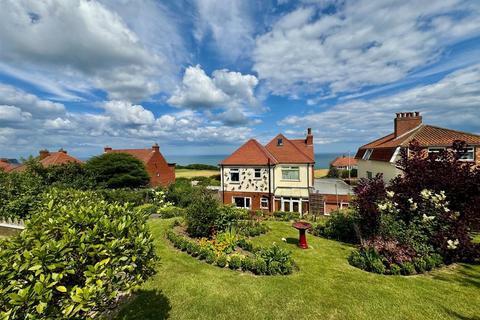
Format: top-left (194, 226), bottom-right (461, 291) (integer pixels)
top-left (166, 223), bottom-right (295, 275)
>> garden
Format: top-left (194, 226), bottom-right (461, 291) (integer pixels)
top-left (0, 141), bottom-right (479, 319)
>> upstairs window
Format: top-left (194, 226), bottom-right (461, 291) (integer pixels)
top-left (277, 138), bottom-right (283, 146)
top-left (458, 147), bottom-right (475, 162)
top-left (230, 168), bottom-right (240, 182)
top-left (282, 166), bottom-right (300, 180)
top-left (362, 149), bottom-right (373, 160)
top-left (254, 168), bottom-right (261, 178)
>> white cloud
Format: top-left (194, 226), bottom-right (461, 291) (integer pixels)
top-left (193, 0), bottom-right (256, 62)
top-left (253, 0), bottom-right (480, 97)
top-left (279, 64), bottom-right (480, 145)
top-left (0, 0), bottom-right (183, 101)
top-left (102, 100), bottom-right (155, 126)
top-left (0, 105), bottom-right (32, 123)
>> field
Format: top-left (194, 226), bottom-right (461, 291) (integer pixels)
top-left (314, 168), bottom-right (329, 178)
top-left (175, 169), bottom-right (219, 178)
top-left (117, 219), bottom-right (480, 320)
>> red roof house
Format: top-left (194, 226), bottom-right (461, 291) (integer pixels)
top-left (10, 149), bottom-right (82, 172)
top-left (104, 144), bottom-right (175, 187)
top-left (355, 112), bottom-right (480, 181)
top-left (330, 156), bottom-right (358, 170)
top-left (0, 159), bottom-right (18, 172)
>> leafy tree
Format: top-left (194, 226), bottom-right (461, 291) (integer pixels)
top-left (326, 166), bottom-right (339, 178)
top-left (185, 188), bottom-right (220, 238)
top-left (86, 153), bottom-right (150, 188)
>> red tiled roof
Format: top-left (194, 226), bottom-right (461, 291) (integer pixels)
top-left (330, 156), bottom-right (358, 167)
top-left (291, 139), bottom-right (315, 161)
top-left (221, 139), bottom-right (278, 165)
top-left (40, 152), bottom-right (82, 166)
top-left (0, 161), bottom-right (18, 172)
top-left (265, 134), bottom-right (314, 164)
top-left (105, 149), bottom-right (156, 164)
top-left (356, 125), bottom-right (480, 161)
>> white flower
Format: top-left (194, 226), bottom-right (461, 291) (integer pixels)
top-left (444, 207), bottom-right (450, 213)
top-left (281, 238), bottom-right (287, 242)
top-left (420, 189), bottom-right (432, 199)
top-left (386, 191), bottom-right (395, 198)
top-left (422, 214), bottom-right (435, 222)
top-left (410, 202), bottom-right (418, 211)
top-left (408, 198), bottom-right (413, 204)
top-left (447, 239), bottom-right (459, 250)
top-left (378, 203), bottom-right (388, 211)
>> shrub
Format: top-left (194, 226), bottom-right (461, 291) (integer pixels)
top-left (314, 209), bottom-right (358, 243)
top-left (216, 254), bottom-right (228, 268)
top-left (241, 256), bottom-right (255, 271)
top-left (389, 263), bottom-right (401, 275)
top-left (136, 203), bottom-right (159, 215)
top-left (273, 211), bottom-right (300, 221)
top-left (0, 189), bottom-right (156, 319)
top-left (258, 243), bottom-right (294, 275)
top-left (252, 257), bottom-right (267, 275)
top-left (100, 188), bottom-right (152, 206)
top-left (164, 179), bottom-right (196, 208)
top-left (205, 251), bottom-right (216, 264)
top-left (86, 153), bottom-right (150, 189)
top-left (185, 189), bottom-right (219, 238)
top-left (400, 262), bottom-right (416, 275)
top-left (348, 247), bottom-right (385, 274)
top-left (228, 254), bottom-right (243, 270)
top-left (353, 174), bottom-right (386, 238)
top-left (236, 220), bottom-right (269, 237)
top-left (237, 238), bottom-right (255, 252)
top-left (158, 206), bottom-right (186, 218)
top-left (215, 205), bottom-right (247, 233)
top-left (413, 257), bottom-right (427, 273)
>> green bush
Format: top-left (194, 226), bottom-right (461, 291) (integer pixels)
top-left (158, 206), bottom-right (186, 218)
top-left (185, 189), bottom-right (219, 238)
top-left (100, 188), bottom-right (152, 206)
top-left (228, 254), bottom-right (242, 270)
top-left (313, 209), bottom-right (358, 244)
top-left (0, 189), bottom-right (156, 319)
top-left (389, 263), bottom-right (401, 275)
top-left (205, 251), bottom-right (216, 264)
top-left (86, 153), bottom-right (150, 189)
top-left (237, 238), bottom-right (254, 252)
top-left (273, 211), bottom-right (300, 221)
top-left (241, 256), bottom-right (254, 271)
top-left (136, 203), bottom-right (159, 215)
top-left (413, 257), bottom-right (427, 273)
top-left (216, 254), bottom-right (228, 268)
top-left (164, 179), bottom-right (196, 208)
top-left (400, 262), bottom-right (416, 275)
top-left (252, 257), bottom-right (267, 275)
top-left (236, 220), bottom-right (269, 237)
top-left (215, 205), bottom-right (247, 233)
top-left (258, 244), bottom-right (295, 275)
top-left (348, 248), bottom-right (385, 274)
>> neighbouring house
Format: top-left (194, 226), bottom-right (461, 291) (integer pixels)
top-left (310, 178), bottom-right (353, 215)
top-left (104, 143), bottom-right (175, 187)
top-left (330, 155), bottom-right (358, 170)
top-left (355, 112), bottom-right (480, 182)
top-left (0, 159), bottom-right (18, 172)
top-left (220, 129), bottom-right (315, 213)
top-left (9, 148), bottom-right (82, 172)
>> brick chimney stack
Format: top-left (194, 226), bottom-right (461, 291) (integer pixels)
top-left (58, 148), bottom-right (67, 154)
top-left (104, 146), bottom-right (112, 153)
top-left (39, 149), bottom-right (50, 160)
top-left (152, 143), bottom-right (160, 153)
top-left (305, 128), bottom-right (313, 145)
top-left (394, 112), bottom-right (422, 137)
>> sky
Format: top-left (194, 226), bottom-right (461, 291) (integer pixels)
top-left (1, 0), bottom-right (480, 159)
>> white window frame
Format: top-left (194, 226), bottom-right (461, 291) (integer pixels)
top-left (254, 168), bottom-right (262, 179)
top-left (280, 197), bottom-right (302, 213)
top-left (340, 202), bottom-right (349, 209)
top-left (232, 196), bottom-right (251, 209)
top-left (281, 166), bottom-right (300, 181)
top-left (260, 197), bottom-right (269, 209)
top-left (230, 168), bottom-right (240, 183)
top-left (363, 149), bottom-right (373, 160)
top-left (458, 147), bottom-right (475, 162)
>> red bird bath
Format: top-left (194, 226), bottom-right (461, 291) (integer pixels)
top-left (292, 221), bottom-right (312, 249)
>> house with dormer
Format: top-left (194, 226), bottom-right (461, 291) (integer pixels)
top-left (355, 112), bottom-right (480, 182)
top-left (220, 129), bottom-right (315, 213)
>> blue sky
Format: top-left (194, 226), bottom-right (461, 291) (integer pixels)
top-left (1, 0), bottom-right (480, 159)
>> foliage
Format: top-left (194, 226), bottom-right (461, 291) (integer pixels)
top-left (164, 178), bottom-right (196, 208)
top-left (99, 188), bottom-right (153, 206)
top-left (215, 205), bottom-right (247, 233)
top-left (0, 189), bottom-right (156, 319)
top-left (185, 189), bottom-right (220, 238)
top-left (258, 243), bottom-right (295, 275)
top-left (157, 206), bottom-right (186, 218)
top-left (235, 220), bottom-right (269, 237)
top-left (228, 255), bottom-right (243, 270)
top-left (326, 166), bottom-right (339, 178)
top-left (312, 209), bottom-right (359, 243)
top-left (273, 211), bottom-right (300, 221)
top-left (353, 174), bottom-right (386, 239)
top-left (86, 153), bottom-right (150, 189)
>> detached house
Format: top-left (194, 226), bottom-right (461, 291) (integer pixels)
top-left (330, 156), bottom-right (358, 170)
top-left (220, 129), bottom-right (315, 213)
top-left (104, 143), bottom-right (175, 187)
top-left (10, 148), bottom-right (82, 172)
top-left (355, 112), bottom-right (480, 182)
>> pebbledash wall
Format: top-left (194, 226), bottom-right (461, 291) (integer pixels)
top-left (221, 164), bottom-right (313, 212)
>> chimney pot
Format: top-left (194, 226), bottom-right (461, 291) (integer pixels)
top-left (104, 146), bottom-right (112, 153)
top-left (58, 148), bottom-right (67, 154)
top-left (394, 111), bottom-right (422, 137)
top-left (152, 143), bottom-right (160, 152)
top-left (305, 128), bottom-right (313, 145)
top-left (39, 149), bottom-right (50, 160)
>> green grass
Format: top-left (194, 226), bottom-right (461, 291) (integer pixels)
top-left (175, 169), bottom-right (219, 178)
top-left (116, 220), bottom-right (480, 320)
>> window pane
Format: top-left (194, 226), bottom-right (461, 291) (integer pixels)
top-left (254, 169), bottom-right (261, 178)
top-left (245, 198), bottom-right (251, 208)
top-left (282, 167), bottom-right (299, 180)
top-left (459, 148), bottom-right (474, 160)
top-left (234, 197), bottom-right (244, 207)
top-left (231, 172), bottom-right (239, 182)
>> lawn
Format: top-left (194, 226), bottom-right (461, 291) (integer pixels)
top-left (116, 220), bottom-right (480, 320)
top-left (175, 169), bottom-right (219, 179)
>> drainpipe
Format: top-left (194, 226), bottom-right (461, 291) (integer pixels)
top-left (268, 159), bottom-right (272, 212)
top-left (221, 165), bottom-right (225, 204)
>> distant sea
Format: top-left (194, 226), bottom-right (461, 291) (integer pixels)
top-left (166, 153), bottom-right (344, 169)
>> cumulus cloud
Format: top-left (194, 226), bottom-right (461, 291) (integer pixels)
top-left (0, 105), bottom-right (32, 124)
top-left (254, 0), bottom-right (480, 97)
top-left (279, 64), bottom-right (480, 146)
top-left (0, 0), bottom-right (183, 101)
top-left (167, 65), bottom-right (261, 126)
top-left (102, 100), bottom-right (155, 126)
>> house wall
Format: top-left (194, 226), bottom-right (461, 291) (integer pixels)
top-left (222, 166), bottom-right (273, 193)
top-left (358, 159), bottom-right (402, 183)
top-left (221, 191), bottom-right (271, 211)
top-left (146, 155), bottom-right (175, 187)
top-left (273, 164), bottom-right (312, 198)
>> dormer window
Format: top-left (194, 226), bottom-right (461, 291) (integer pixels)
top-left (363, 149), bottom-right (373, 160)
top-left (277, 138), bottom-right (283, 146)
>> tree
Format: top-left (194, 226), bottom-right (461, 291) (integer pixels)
top-left (327, 166), bottom-right (339, 178)
top-left (86, 153), bottom-right (150, 189)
